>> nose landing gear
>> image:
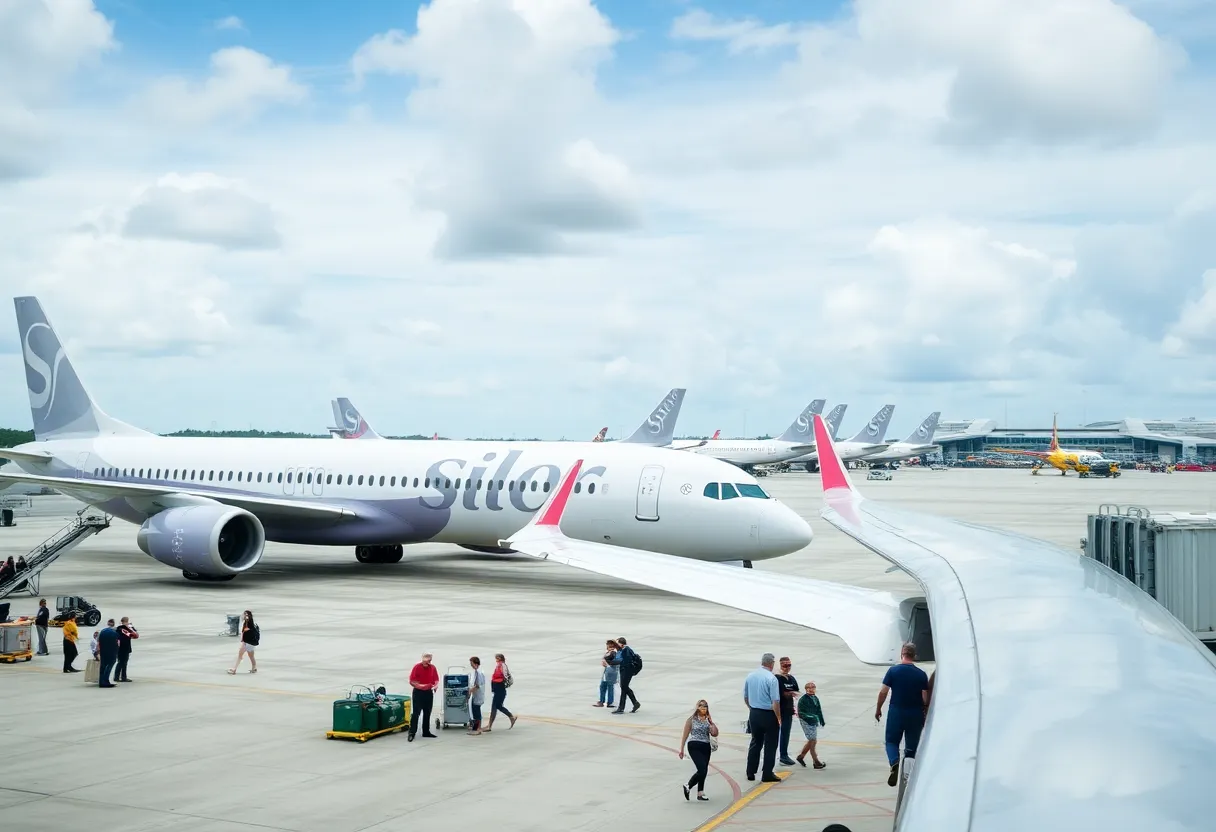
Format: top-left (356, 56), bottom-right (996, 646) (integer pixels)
top-left (355, 544), bottom-right (405, 564)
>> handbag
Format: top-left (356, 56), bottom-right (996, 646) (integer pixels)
top-left (708, 721), bottom-right (719, 752)
top-left (503, 664), bottom-right (514, 688)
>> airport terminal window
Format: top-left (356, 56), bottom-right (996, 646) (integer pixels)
top-left (720, 483), bottom-right (739, 500)
top-left (736, 483), bottom-right (769, 499)
top-left (703, 483), bottom-right (720, 499)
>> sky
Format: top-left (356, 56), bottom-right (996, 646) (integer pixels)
top-left (1, 0), bottom-right (1215, 440)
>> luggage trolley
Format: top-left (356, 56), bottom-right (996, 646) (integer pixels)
top-left (437, 665), bottom-right (470, 731)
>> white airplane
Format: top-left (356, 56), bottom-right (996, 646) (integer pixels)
top-left (0, 297), bottom-right (812, 581)
top-left (329, 388), bottom-right (689, 448)
top-left (681, 400), bottom-right (825, 470)
top-left (504, 414), bottom-right (1216, 831)
top-left (861, 411), bottom-right (941, 466)
top-left (789, 403), bottom-right (894, 471)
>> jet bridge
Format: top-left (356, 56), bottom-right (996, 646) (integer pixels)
top-left (0, 511), bottom-right (110, 599)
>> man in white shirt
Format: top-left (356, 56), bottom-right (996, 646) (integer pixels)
top-left (468, 656), bottom-right (486, 736)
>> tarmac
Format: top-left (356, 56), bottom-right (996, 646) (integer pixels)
top-left (1, 467), bottom-right (1213, 832)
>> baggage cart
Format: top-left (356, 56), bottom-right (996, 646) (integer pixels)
top-left (0, 621), bottom-right (33, 663)
top-left (437, 666), bottom-right (469, 731)
top-left (327, 685), bottom-right (411, 742)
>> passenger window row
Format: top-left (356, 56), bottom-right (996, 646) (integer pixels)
top-left (91, 467), bottom-right (599, 495)
top-left (702, 482), bottom-right (770, 500)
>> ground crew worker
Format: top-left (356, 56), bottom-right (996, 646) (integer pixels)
top-left (743, 652), bottom-right (782, 783)
top-left (62, 614), bottom-right (80, 673)
top-left (408, 652), bottom-right (439, 741)
top-left (34, 598), bottom-right (49, 656)
top-left (875, 643), bottom-right (930, 786)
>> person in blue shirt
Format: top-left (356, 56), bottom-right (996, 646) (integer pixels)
top-left (743, 652), bottom-right (782, 783)
top-left (875, 643), bottom-right (930, 787)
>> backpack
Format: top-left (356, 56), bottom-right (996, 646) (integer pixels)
top-left (245, 624), bottom-right (260, 647)
top-left (627, 649), bottom-right (643, 675)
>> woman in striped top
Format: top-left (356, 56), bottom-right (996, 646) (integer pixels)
top-left (678, 699), bottom-right (719, 801)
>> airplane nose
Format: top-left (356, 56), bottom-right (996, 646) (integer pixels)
top-left (759, 502), bottom-right (814, 556)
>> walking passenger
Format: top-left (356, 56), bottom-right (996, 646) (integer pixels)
top-left (775, 656), bottom-right (799, 765)
top-left (468, 656), bottom-right (485, 735)
top-left (89, 630), bottom-right (99, 659)
top-left (407, 652), bottom-right (439, 741)
top-left (97, 619), bottom-right (118, 689)
top-left (678, 699), bottom-right (719, 801)
top-left (228, 610), bottom-right (259, 675)
top-left (795, 681), bottom-right (826, 769)
top-left (34, 598), bottom-right (49, 656)
top-left (486, 652), bottom-right (516, 731)
top-left (595, 639), bottom-right (619, 708)
top-left (611, 637), bottom-right (641, 714)
top-left (875, 643), bottom-right (930, 787)
top-left (115, 616), bottom-right (138, 682)
top-left (62, 613), bottom-right (80, 672)
top-left (743, 652), bottom-right (781, 783)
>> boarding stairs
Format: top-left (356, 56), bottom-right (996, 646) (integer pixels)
top-left (0, 510), bottom-right (111, 599)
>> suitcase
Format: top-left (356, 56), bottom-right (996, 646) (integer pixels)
top-left (84, 658), bottom-right (99, 684)
top-left (332, 700), bottom-right (364, 734)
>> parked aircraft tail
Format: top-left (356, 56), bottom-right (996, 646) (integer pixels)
top-left (14, 296), bottom-right (149, 441)
top-left (823, 404), bottom-right (847, 439)
top-left (710, 429), bottom-right (720, 440)
top-left (328, 397), bottom-right (383, 440)
top-left (592, 427), bottom-right (608, 442)
top-left (847, 404), bottom-right (894, 444)
top-left (621, 388), bottom-right (686, 446)
top-left (776, 399), bottom-right (826, 443)
top-left (903, 411), bottom-right (940, 445)
top-left (1050, 413), bottom-right (1060, 451)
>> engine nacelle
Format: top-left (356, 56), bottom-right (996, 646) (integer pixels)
top-left (137, 505), bottom-right (266, 577)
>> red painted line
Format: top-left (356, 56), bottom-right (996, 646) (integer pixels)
top-left (525, 716), bottom-right (742, 802)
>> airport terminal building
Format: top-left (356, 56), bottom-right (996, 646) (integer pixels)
top-left (935, 418), bottom-right (1216, 464)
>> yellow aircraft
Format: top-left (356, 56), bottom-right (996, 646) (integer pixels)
top-left (992, 414), bottom-right (1121, 477)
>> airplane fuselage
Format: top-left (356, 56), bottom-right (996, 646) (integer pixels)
top-left (12, 435), bottom-right (811, 562)
top-left (683, 440), bottom-right (812, 467)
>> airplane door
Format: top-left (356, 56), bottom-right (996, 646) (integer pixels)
top-left (297, 467), bottom-right (309, 496)
top-left (312, 467), bottom-right (325, 496)
top-left (636, 465), bottom-right (663, 522)
top-left (76, 452), bottom-right (91, 478)
top-left (282, 467), bottom-right (295, 496)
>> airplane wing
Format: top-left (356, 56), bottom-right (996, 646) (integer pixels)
top-left (503, 462), bottom-right (914, 666)
top-left (0, 448), bottom-right (53, 464)
top-left (507, 418), bottom-right (1216, 830)
top-left (0, 470), bottom-right (357, 523)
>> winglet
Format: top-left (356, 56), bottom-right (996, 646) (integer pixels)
top-left (534, 459), bottom-right (584, 528)
top-left (812, 414), bottom-right (856, 496)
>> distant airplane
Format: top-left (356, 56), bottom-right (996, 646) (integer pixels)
top-left (789, 404), bottom-right (894, 470)
top-left (681, 400), bottom-right (825, 470)
top-left (992, 414), bottom-right (1121, 477)
top-left (505, 414), bottom-right (1216, 831)
top-left (0, 297), bottom-right (812, 583)
top-left (328, 398), bottom-right (384, 441)
top-left (862, 412), bottom-right (941, 465)
top-left (591, 427), bottom-right (608, 442)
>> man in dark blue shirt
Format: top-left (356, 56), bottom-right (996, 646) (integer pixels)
top-left (97, 619), bottom-right (119, 689)
top-left (875, 643), bottom-right (929, 787)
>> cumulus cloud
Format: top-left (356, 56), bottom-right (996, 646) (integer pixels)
top-left (352, 0), bottom-right (641, 259)
top-left (214, 15), bottom-right (245, 32)
top-left (122, 173), bottom-right (282, 250)
top-left (140, 47), bottom-right (307, 127)
top-left (0, 0), bottom-right (115, 179)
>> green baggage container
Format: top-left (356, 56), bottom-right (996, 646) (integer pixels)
top-left (379, 698), bottom-right (406, 731)
top-left (361, 702), bottom-right (380, 733)
top-left (332, 700), bottom-right (364, 734)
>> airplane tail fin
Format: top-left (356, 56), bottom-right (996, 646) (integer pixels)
top-left (329, 397), bottom-right (383, 440)
top-left (14, 296), bottom-right (148, 441)
top-left (847, 404), bottom-right (895, 444)
top-left (776, 399), bottom-right (826, 443)
top-left (1050, 413), bottom-right (1060, 451)
top-left (592, 427), bottom-right (608, 442)
top-left (710, 429), bottom-right (720, 441)
top-left (823, 404), bottom-right (847, 439)
top-left (432, 432), bottom-right (438, 440)
top-left (904, 411), bottom-right (940, 445)
top-left (620, 388), bottom-right (686, 446)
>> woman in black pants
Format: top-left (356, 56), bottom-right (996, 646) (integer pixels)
top-left (678, 699), bottom-right (719, 801)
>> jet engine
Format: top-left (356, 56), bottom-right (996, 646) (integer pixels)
top-left (137, 505), bottom-right (266, 578)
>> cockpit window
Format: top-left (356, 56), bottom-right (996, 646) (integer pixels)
top-left (703, 482), bottom-right (720, 499)
top-left (736, 483), bottom-right (769, 499)
top-left (720, 483), bottom-right (739, 500)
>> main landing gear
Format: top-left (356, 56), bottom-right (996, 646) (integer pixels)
top-left (355, 544), bottom-right (404, 564)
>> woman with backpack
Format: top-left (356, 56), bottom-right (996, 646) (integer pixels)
top-left (485, 652), bottom-right (516, 731)
top-left (228, 610), bottom-right (259, 675)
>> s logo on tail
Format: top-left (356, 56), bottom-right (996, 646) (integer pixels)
top-left (23, 322), bottom-right (65, 417)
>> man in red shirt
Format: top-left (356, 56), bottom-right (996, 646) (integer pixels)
top-left (408, 652), bottom-right (440, 741)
